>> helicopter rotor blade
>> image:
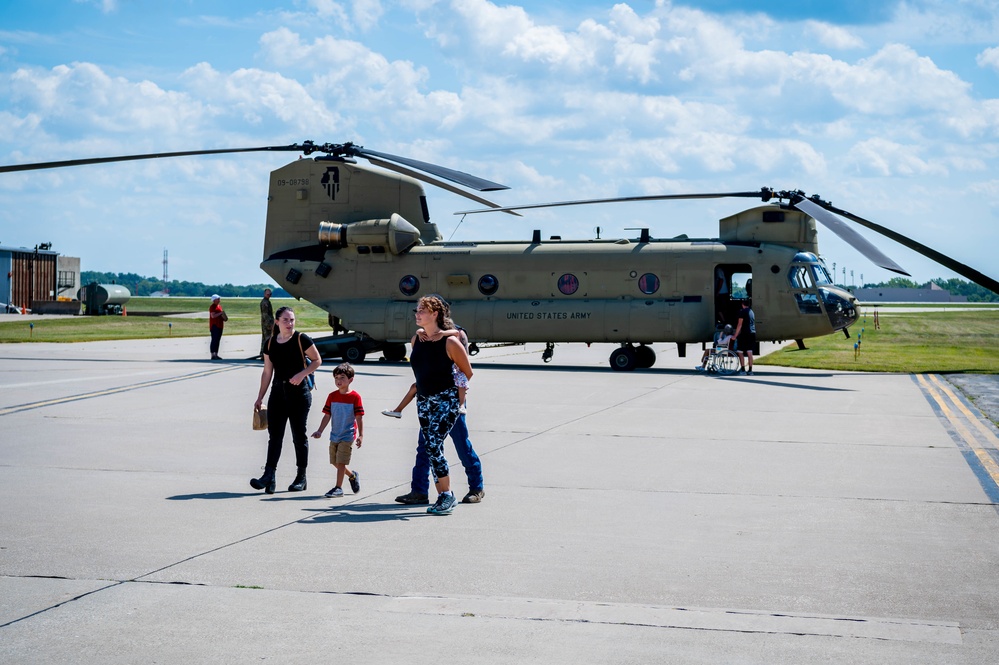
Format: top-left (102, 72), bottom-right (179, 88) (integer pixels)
top-left (792, 198), bottom-right (908, 276)
top-left (797, 196), bottom-right (999, 294)
top-left (353, 147), bottom-right (509, 192)
top-left (364, 156), bottom-right (521, 216)
top-left (0, 144), bottom-right (306, 174)
top-left (453, 190), bottom-right (769, 215)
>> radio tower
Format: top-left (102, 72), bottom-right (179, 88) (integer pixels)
top-left (163, 249), bottom-right (169, 295)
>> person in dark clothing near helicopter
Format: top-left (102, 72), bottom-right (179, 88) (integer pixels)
top-left (250, 306), bottom-right (322, 494)
top-left (714, 266), bottom-right (730, 324)
top-left (259, 288), bottom-right (274, 359)
top-left (733, 300), bottom-right (757, 375)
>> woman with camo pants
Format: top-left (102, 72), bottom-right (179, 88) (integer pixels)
top-left (409, 295), bottom-right (473, 515)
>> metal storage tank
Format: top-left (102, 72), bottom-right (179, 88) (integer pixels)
top-left (78, 283), bottom-right (131, 315)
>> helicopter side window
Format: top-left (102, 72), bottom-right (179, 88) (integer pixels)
top-left (558, 273), bottom-right (579, 296)
top-left (788, 265), bottom-right (814, 290)
top-left (399, 275), bottom-right (420, 297)
top-left (638, 273), bottom-right (660, 295)
top-left (788, 263), bottom-right (821, 314)
top-left (810, 264), bottom-right (832, 286)
top-left (478, 274), bottom-right (499, 296)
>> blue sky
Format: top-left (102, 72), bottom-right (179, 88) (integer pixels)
top-left (2, 0), bottom-right (999, 289)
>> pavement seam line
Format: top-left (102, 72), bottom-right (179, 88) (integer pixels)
top-left (0, 365), bottom-right (239, 416)
top-left (0, 580), bottom-right (124, 629)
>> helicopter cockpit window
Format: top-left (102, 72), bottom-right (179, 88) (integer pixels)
top-left (789, 265), bottom-right (814, 290)
top-left (811, 264), bottom-right (832, 286)
top-left (399, 275), bottom-right (420, 297)
top-left (638, 273), bottom-right (660, 295)
top-left (478, 274), bottom-right (499, 296)
top-left (788, 255), bottom-right (822, 314)
top-left (557, 273), bottom-right (579, 296)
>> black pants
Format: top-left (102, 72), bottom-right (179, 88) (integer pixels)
top-left (209, 326), bottom-right (222, 355)
top-left (265, 381), bottom-right (312, 470)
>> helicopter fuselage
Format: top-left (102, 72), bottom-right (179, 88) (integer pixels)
top-left (260, 157), bottom-right (859, 368)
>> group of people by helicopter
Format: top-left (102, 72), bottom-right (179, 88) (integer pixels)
top-left (246, 293), bottom-right (480, 517)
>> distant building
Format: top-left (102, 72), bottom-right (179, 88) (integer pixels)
top-left (1, 244), bottom-right (81, 312)
top-left (853, 283), bottom-right (967, 303)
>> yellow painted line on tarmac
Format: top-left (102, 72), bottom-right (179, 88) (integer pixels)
top-left (0, 366), bottom-right (239, 417)
top-left (926, 373), bottom-right (999, 447)
top-left (916, 374), bottom-right (999, 486)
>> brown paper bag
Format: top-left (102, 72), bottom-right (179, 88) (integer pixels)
top-left (252, 407), bottom-right (268, 430)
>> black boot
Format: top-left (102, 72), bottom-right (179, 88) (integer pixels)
top-left (288, 468), bottom-right (307, 492)
top-left (250, 467), bottom-right (276, 494)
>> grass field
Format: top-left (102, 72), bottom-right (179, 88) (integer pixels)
top-left (758, 308), bottom-right (999, 374)
top-left (3, 299), bottom-right (999, 374)
top-left (0, 298), bottom-right (331, 343)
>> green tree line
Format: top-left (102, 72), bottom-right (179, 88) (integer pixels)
top-left (857, 276), bottom-right (998, 302)
top-left (81, 272), bottom-right (289, 298)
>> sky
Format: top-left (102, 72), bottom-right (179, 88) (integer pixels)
top-left (2, 0), bottom-right (999, 289)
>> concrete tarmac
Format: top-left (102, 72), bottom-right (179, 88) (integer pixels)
top-left (1, 333), bottom-right (999, 663)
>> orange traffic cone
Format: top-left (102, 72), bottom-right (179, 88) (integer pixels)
top-left (122, 306), bottom-right (127, 317)
top-left (21, 304), bottom-right (26, 315)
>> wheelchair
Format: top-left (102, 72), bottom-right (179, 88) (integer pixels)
top-left (704, 345), bottom-right (740, 376)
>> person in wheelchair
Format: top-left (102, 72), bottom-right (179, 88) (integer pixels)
top-left (696, 324), bottom-right (735, 372)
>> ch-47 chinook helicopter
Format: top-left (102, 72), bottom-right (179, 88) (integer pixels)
top-left (3, 141), bottom-right (998, 370)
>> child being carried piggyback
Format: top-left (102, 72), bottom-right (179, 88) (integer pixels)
top-left (311, 363), bottom-right (364, 498)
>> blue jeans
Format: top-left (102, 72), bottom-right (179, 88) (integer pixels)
top-left (410, 413), bottom-right (483, 494)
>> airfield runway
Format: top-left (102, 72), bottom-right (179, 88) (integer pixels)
top-left (1, 333), bottom-right (998, 663)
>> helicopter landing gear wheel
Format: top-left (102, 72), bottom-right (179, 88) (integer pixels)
top-left (382, 343), bottom-right (406, 362)
top-left (610, 346), bottom-right (637, 371)
top-left (342, 343), bottom-right (366, 364)
top-left (634, 345), bottom-right (656, 369)
top-left (542, 342), bottom-right (555, 363)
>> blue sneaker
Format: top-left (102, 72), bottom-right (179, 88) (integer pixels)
top-left (325, 486), bottom-right (343, 498)
top-left (427, 492), bottom-right (456, 515)
top-left (349, 471), bottom-right (360, 494)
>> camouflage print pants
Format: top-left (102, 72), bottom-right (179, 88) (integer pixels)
top-left (260, 318), bottom-right (274, 355)
top-left (416, 387), bottom-right (460, 481)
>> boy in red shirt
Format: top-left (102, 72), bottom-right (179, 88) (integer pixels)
top-left (311, 363), bottom-right (364, 497)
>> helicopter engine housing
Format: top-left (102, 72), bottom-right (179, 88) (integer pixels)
top-left (318, 215), bottom-right (422, 256)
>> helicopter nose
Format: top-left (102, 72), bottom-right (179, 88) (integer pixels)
top-left (820, 287), bottom-right (859, 331)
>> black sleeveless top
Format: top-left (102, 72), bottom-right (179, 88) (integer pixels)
top-left (410, 337), bottom-right (455, 396)
top-left (266, 331), bottom-right (314, 383)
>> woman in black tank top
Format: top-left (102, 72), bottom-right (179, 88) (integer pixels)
top-left (410, 295), bottom-right (473, 515)
top-left (249, 306), bottom-right (322, 494)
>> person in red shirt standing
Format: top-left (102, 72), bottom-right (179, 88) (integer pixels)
top-left (208, 294), bottom-right (225, 360)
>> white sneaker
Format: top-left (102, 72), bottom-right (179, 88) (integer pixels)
top-left (458, 404), bottom-right (467, 414)
top-left (382, 410), bottom-right (402, 418)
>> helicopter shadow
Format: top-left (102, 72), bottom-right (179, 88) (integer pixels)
top-left (301, 502), bottom-right (425, 524)
top-left (707, 375), bottom-right (852, 392)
